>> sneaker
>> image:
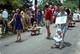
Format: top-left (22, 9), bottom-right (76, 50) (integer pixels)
top-left (46, 36), bottom-right (50, 39)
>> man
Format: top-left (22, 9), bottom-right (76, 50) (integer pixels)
top-left (2, 9), bottom-right (9, 33)
top-left (45, 5), bottom-right (52, 39)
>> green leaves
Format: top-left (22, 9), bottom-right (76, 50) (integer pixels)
top-left (63, 0), bottom-right (78, 11)
top-left (0, 0), bottom-right (24, 9)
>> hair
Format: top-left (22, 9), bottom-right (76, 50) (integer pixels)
top-left (45, 4), bottom-right (49, 8)
top-left (59, 6), bottom-right (64, 10)
top-left (16, 8), bottom-right (20, 14)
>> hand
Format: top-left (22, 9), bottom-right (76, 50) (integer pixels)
top-left (8, 22), bottom-right (11, 27)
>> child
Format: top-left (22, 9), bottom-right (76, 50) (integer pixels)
top-left (30, 21), bottom-right (40, 35)
top-left (52, 28), bottom-right (63, 49)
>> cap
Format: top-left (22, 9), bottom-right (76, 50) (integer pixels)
top-left (56, 28), bottom-right (61, 32)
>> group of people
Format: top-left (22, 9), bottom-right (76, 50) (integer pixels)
top-left (8, 8), bottom-right (43, 42)
top-left (44, 4), bottom-right (70, 49)
top-left (1, 3), bottom-right (75, 48)
top-left (0, 7), bottom-right (43, 42)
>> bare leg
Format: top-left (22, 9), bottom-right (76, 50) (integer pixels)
top-left (16, 30), bottom-right (19, 41)
top-left (16, 30), bottom-right (21, 41)
top-left (18, 30), bottom-right (21, 40)
top-left (59, 33), bottom-right (65, 48)
top-left (46, 26), bottom-right (51, 38)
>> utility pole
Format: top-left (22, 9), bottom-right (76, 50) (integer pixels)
top-left (35, 0), bottom-right (37, 21)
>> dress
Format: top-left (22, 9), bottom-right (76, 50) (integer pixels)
top-left (15, 14), bottom-right (22, 30)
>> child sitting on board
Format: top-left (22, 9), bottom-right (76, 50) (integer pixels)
top-left (29, 21), bottom-right (42, 35)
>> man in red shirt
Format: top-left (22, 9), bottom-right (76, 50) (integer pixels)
top-left (45, 5), bottom-right (52, 39)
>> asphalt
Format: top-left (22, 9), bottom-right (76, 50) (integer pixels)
top-left (0, 23), bottom-right (80, 54)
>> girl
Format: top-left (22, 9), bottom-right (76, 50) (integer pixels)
top-left (9, 9), bottom-right (22, 42)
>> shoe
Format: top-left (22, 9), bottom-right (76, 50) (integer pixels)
top-left (15, 39), bottom-right (22, 42)
top-left (59, 46), bottom-right (63, 49)
top-left (15, 40), bottom-right (19, 42)
top-left (48, 33), bottom-right (51, 36)
top-left (51, 45), bottom-right (58, 49)
top-left (18, 39), bottom-right (22, 42)
top-left (46, 36), bottom-right (50, 39)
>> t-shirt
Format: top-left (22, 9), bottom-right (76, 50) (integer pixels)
top-left (2, 10), bottom-right (8, 20)
top-left (57, 12), bottom-right (67, 17)
top-left (45, 8), bottom-right (52, 21)
top-left (56, 11), bottom-right (68, 33)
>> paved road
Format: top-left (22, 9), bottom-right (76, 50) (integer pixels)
top-left (0, 23), bottom-right (80, 54)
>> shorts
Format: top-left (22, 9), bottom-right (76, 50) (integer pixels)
top-left (45, 20), bottom-right (50, 27)
top-left (57, 24), bottom-right (68, 34)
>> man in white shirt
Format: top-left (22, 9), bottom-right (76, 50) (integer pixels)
top-left (2, 9), bottom-right (9, 33)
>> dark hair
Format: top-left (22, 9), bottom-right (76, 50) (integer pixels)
top-left (45, 5), bottom-right (49, 8)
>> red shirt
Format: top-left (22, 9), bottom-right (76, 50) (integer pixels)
top-left (45, 8), bottom-right (52, 21)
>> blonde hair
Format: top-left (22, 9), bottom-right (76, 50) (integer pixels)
top-left (59, 6), bottom-right (64, 10)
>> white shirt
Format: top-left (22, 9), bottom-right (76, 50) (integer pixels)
top-left (2, 10), bottom-right (8, 19)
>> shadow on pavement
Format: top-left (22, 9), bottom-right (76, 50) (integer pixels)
top-left (63, 42), bottom-right (72, 48)
top-left (68, 25), bottom-right (75, 28)
top-left (51, 42), bottom-right (72, 50)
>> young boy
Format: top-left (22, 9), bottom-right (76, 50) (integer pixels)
top-left (52, 28), bottom-right (63, 49)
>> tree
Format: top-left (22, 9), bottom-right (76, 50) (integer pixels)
top-left (63, 0), bottom-right (78, 11)
top-left (22, 0), bottom-right (32, 8)
top-left (0, 0), bottom-right (23, 9)
top-left (0, 0), bottom-right (33, 10)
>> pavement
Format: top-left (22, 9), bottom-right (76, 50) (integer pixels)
top-left (0, 23), bottom-right (80, 54)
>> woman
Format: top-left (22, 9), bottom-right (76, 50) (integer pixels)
top-left (26, 8), bottom-right (32, 29)
top-left (52, 6), bottom-right (68, 49)
top-left (31, 10), bottom-right (35, 26)
top-left (52, 5), bottom-right (58, 23)
top-left (9, 9), bottom-right (22, 42)
top-left (37, 9), bottom-right (43, 25)
top-left (21, 11), bottom-right (27, 31)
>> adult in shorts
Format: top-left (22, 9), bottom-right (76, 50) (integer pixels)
top-left (45, 5), bottom-right (52, 39)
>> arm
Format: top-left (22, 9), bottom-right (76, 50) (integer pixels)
top-left (8, 14), bottom-right (15, 25)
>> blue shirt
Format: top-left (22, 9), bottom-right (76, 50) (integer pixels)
top-left (56, 11), bottom-right (68, 33)
top-left (2, 10), bottom-right (8, 19)
top-left (57, 11), bottom-right (67, 17)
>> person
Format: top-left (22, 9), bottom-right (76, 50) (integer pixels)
top-left (31, 10), bottom-right (35, 26)
top-left (56, 6), bottom-right (68, 48)
top-left (37, 9), bottom-right (43, 25)
top-left (52, 5), bottom-right (58, 23)
top-left (2, 9), bottom-right (9, 33)
top-left (30, 21), bottom-right (40, 35)
top-left (21, 11), bottom-right (27, 31)
top-left (65, 8), bottom-right (72, 26)
top-left (52, 28), bottom-right (63, 48)
top-left (51, 6), bottom-right (68, 49)
top-left (44, 5), bottom-right (53, 39)
top-left (26, 8), bottom-right (32, 29)
top-left (11, 10), bottom-right (16, 33)
top-left (8, 9), bottom-right (22, 42)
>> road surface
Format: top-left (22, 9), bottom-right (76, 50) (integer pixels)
top-left (0, 23), bottom-right (80, 54)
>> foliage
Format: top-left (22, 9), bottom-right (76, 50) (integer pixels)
top-left (63, 0), bottom-right (78, 11)
top-left (0, 0), bottom-right (32, 9)
top-left (38, 0), bottom-right (78, 11)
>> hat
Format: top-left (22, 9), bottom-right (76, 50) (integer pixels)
top-left (56, 28), bottom-right (62, 32)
